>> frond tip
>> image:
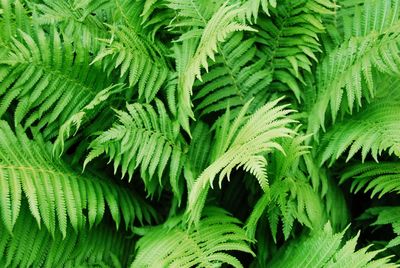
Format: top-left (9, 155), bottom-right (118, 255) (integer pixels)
top-left (187, 97), bottom-right (296, 224)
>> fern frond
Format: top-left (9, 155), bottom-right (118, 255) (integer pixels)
top-left (53, 84), bottom-right (125, 157)
top-left (0, 0), bottom-right (32, 45)
top-left (112, 0), bottom-right (148, 29)
top-left (187, 98), bottom-right (296, 224)
top-left (246, 170), bottom-right (325, 241)
top-left (269, 131), bottom-right (311, 180)
top-left (360, 206), bottom-right (400, 248)
top-left (184, 121), bottom-right (212, 189)
top-left (0, 121), bottom-right (156, 236)
top-left (305, 154), bottom-right (350, 231)
top-left (267, 223), bottom-right (398, 268)
top-left (255, 0), bottom-right (336, 101)
top-left (245, 134), bottom-right (325, 241)
top-left (85, 100), bottom-right (187, 199)
top-left (240, 0), bottom-right (277, 22)
top-left (0, 26), bottom-right (113, 137)
top-left (318, 98), bottom-right (400, 166)
top-left (32, 0), bottom-right (110, 50)
top-left (92, 24), bottom-right (169, 103)
top-left (170, 0), bottom-right (255, 133)
top-left (341, 162), bottom-right (400, 198)
top-left (0, 205), bottom-right (134, 267)
top-left (308, 0), bottom-right (400, 134)
top-left (339, 0), bottom-right (400, 39)
top-left (193, 32), bottom-right (272, 116)
top-left (131, 206), bottom-right (254, 268)
top-left (140, 0), bottom-right (175, 39)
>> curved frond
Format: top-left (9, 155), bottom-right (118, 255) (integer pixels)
top-left (131, 207), bottom-right (254, 268)
top-left (53, 84), bottom-right (125, 157)
top-left (169, 0), bottom-right (255, 133)
top-left (246, 134), bottom-right (325, 241)
top-left (0, 121), bottom-right (156, 236)
top-left (0, 0), bottom-right (32, 46)
top-left (240, 0), bottom-right (277, 22)
top-left (304, 154), bottom-right (350, 232)
top-left (184, 121), bottom-right (213, 189)
top-left (85, 100), bottom-right (187, 199)
top-left (187, 98), bottom-right (296, 224)
top-left (32, 0), bottom-right (110, 50)
top-left (92, 24), bottom-right (170, 103)
top-left (341, 162), bottom-right (400, 198)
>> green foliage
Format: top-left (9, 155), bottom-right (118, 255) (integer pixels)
top-left (0, 2), bottom-right (114, 137)
top-left (360, 206), bottom-right (400, 248)
top-left (193, 32), bottom-right (271, 116)
top-left (255, 0), bottom-right (337, 101)
top-left (169, 0), bottom-right (256, 133)
top-left (131, 207), bottom-right (254, 268)
top-left (267, 223), bottom-right (397, 268)
top-left (246, 134), bottom-right (326, 241)
top-left (85, 99), bottom-right (187, 199)
top-left (0, 205), bottom-right (133, 268)
top-left (0, 0), bottom-right (400, 266)
top-left (308, 0), bottom-right (400, 135)
top-left (31, 0), bottom-right (110, 50)
top-left (187, 98), bottom-right (295, 224)
top-left (92, 24), bottom-right (170, 102)
top-left (0, 121), bottom-right (156, 236)
top-left (318, 96), bottom-right (400, 165)
top-left (341, 162), bottom-right (400, 198)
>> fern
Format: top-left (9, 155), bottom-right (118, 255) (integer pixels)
top-left (304, 153), bottom-right (350, 231)
top-left (169, 0), bottom-right (255, 133)
top-left (267, 223), bottom-right (397, 268)
top-left (318, 97), bottom-right (400, 166)
top-left (31, 0), bottom-right (110, 51)
top-left (131, 207), bottom-right (254, 268)
top-left (246, 134), bottom-right (326, 241)
top-left (187, 98), bottom-right (296, 224)
top-left (255, 0), bottom-right (336, 101)
top-left (341, 162), bottom-right (400, 198)
top-left (308, 0), bottom-right (400, 135)
top-left (53, 84), bottom-right (125, 157)
top-left (92, 24), bottom-right (170, 103)
top-left (240, 0), bottom-right (277, 22)
top-left (184, 120), bottom-right (213, 187)
top-left (0, 205), bottom-right (133, 267)
top-left (0, 120), bottom-right (156, 236)
top-left (0, 25), bottom-right (113, 137)
top-left (0, 0), bottom-right (400, 266)
top-left (85, 100), bottom-right (187, 199)
top-left (360, 206), bottom-right (400, 248)
top-left (193, 32), bottom-right (272, 116)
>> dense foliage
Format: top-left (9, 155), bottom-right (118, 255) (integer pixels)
top-left (0, 0), bottom-right (400, 267)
